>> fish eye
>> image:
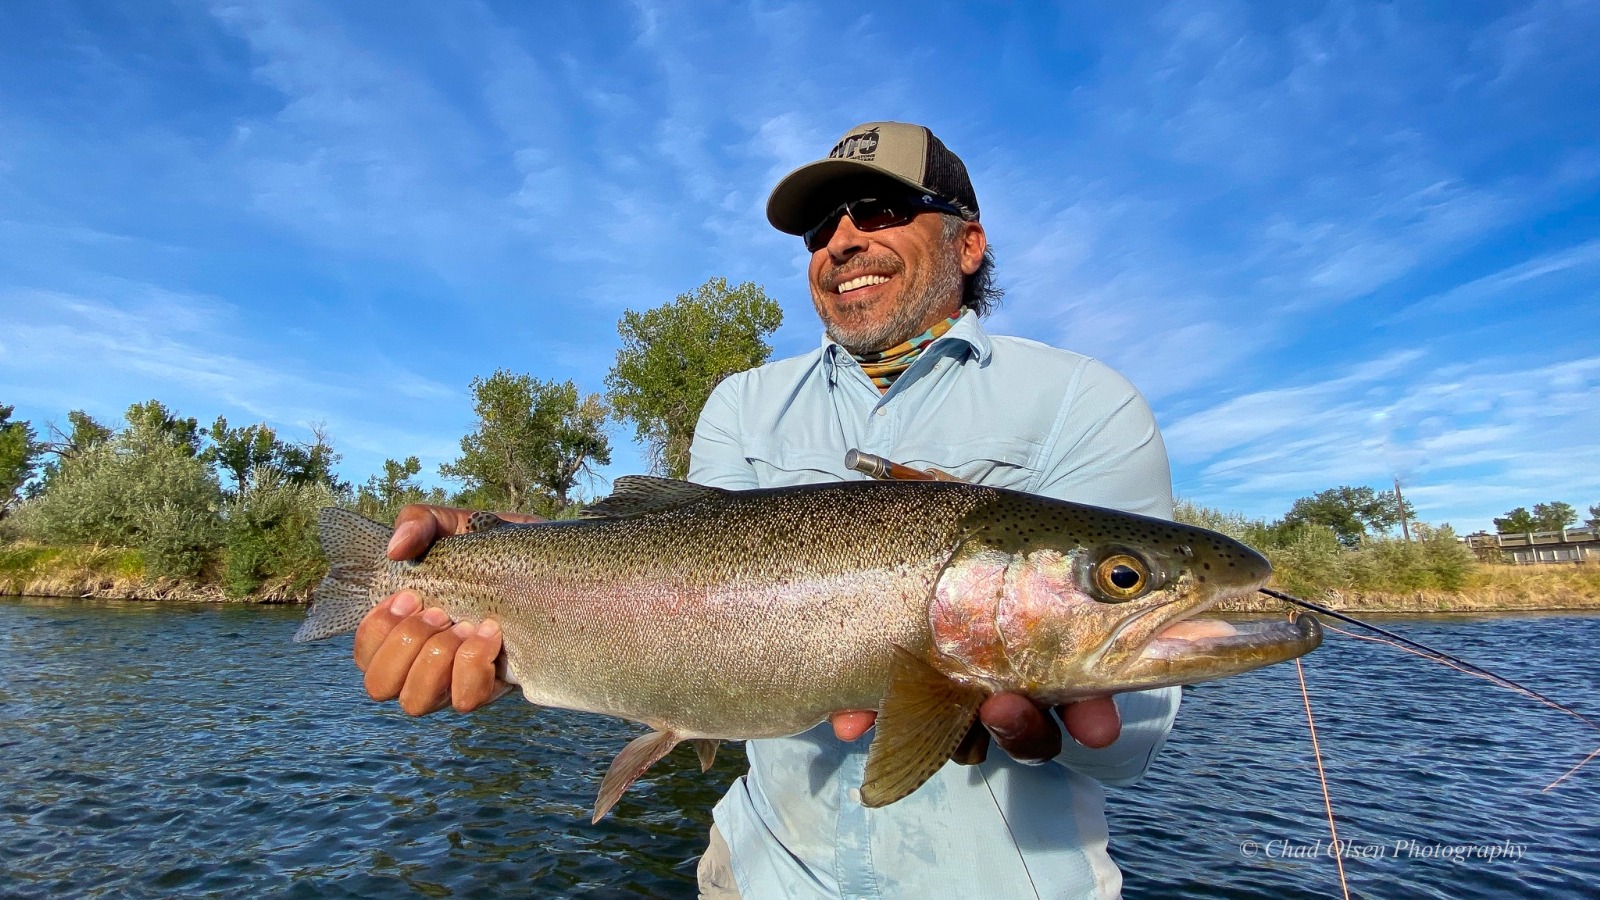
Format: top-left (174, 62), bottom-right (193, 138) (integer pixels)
top-left (1094, 553), bottom-right (1150, 602)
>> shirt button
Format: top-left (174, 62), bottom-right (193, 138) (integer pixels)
top-left (875, 409), bottom-right (885, 417)
top-left (848, 787), bottom-right (863, 805)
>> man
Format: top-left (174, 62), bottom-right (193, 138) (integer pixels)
top-left (355, 122), bottom-right (1180, 898)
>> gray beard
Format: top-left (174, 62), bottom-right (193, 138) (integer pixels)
top-left (816, 251), bottom-right (964, 355)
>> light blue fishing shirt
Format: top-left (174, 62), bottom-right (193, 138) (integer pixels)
top-left (688, 310), bottom-right (1180, 900)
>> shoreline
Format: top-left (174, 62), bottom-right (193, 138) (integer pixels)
top-left (4, 578), bottom-right (1598, 614)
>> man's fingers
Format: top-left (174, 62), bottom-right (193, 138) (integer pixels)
top-left (1060, 696), bottom-right (1121, 749)
top-left (980, 692), bottom-right (1062, 762)
top-left (387, 506), bottom-right (451, 561)
top-left (387, 505), bottom-right (548, 561)
top-left (354, 592), bottom-right (419, 671)
top-left (829, 710), bottom-right (877, 742)
top-left (453, 620), bottom-right (509, 713)
top-left (364, 607), bottom-right (453, 701)
top-left (398, 622), bottom-right (468, 716)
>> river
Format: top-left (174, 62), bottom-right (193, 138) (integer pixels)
top-left (1, 597), bottom-right (1596, 898)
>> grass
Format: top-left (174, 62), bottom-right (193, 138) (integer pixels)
top-left (0, 539), bottom-right (229, 601)
top-left (1219, 561), bottom-right (1600, 613)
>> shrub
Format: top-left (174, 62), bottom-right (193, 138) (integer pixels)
top-left (223, 466), bottom-right (335, 597)
top-left (21, 440), bottom-right (223, 578)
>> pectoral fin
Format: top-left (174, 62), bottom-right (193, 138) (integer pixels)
top-left (860, 646), bottom-right (987, 808)
top-left (593, 729), bottom-right (680, 823)
top-left (691, 738), bottom-right (721, 772)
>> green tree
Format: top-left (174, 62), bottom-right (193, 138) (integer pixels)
top-left (355, 456), bottom-right (448, 523)
top-left (124, 399), bottom-right (202, 456)
top-left (278, 423), bottom-right (347, 492)
top-left (0, 404), bottom-right (42, 515)
top-left (1531, 501), bottom-right (1577, 532)
top-left (441, 372), bottom-right (612, 513)
top-left (1280, 485), bottom-right (1415, 548)
top-left (606, 277), bottom-right (782, 478)
top-left (33, 410), bottom-right (114, 495)
top-left (1587, 504), bottom-right (1599, 531)
top-left (535, 384), bottom-right (611, 507)
top-left (1494, 507), bottom-right (1536, 533)
top-left (1495, 502), bottom-right (1577, 533)
top-left (207, 416), bottom-right (283, 496)
top-left (23, 401), bottom-right (223, 578)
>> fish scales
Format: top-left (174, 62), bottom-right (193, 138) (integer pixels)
top-left (372, 481), bottom-right (989, 738)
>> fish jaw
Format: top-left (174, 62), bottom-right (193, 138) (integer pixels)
top-left (1104, 613), bottom-right (1324, 696)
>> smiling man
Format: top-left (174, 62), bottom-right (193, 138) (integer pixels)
top-left (355, 122), bottom-right (1180, 899)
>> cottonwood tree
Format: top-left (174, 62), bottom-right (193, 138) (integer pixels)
top-left (441, 372), bottom-right (611, 513)
top-left (1495, 502), bottom-right (1578, 534)
top-left (0, 404), bottom-right (41, 515)
top-left (1280, 485), bottom-right (1414, 548)
top-left (356, 456), bottom-right (449, 522)
top-left (207, 417), bottom-right (283, 496)
top-left (606, 278), bottom-right (782, 478)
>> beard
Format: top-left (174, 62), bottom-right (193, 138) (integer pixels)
top-left (812, 247), bottom-right (964, 355)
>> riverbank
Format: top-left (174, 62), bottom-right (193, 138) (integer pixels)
top-left (1216, 563), bottom-right (1600, 613)
top-left (0, 541), bottom-right (304, 603)
top-left (4, 539), bottom-right (1598, 610)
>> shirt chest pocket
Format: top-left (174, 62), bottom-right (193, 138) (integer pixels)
top-left (896, 438), bottom-right (1040, 491)
top-left (742, 441), bottom-right (851, 487)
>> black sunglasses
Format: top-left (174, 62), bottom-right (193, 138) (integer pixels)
top-left (803, 194), bottom-right (968, 252)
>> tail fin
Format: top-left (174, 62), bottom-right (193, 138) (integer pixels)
top-left (294, 508), bottom-right (394, 643)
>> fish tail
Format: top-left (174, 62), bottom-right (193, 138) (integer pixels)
top-left (294, 508), bottom-right (394, 643)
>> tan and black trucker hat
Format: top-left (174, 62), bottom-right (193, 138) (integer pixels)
top-left (766, 121), bottom-right (980, 235)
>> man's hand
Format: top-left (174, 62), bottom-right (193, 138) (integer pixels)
top-left (352, 503), bottom-right (542, 716)
top-left (827, 695), bottom-right (1119, 764)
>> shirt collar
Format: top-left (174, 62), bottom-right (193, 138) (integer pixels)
top-left (819, 308), bottom-right (993, 372)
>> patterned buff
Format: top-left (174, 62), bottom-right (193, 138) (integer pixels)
top-left (853, 315), bottom-right (960, 392)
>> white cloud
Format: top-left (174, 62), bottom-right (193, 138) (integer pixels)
top-left (1170, 351), bottom-right (1600, 530)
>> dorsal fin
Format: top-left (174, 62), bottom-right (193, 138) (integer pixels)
top-left (581, 476), bottom-right (728, 519)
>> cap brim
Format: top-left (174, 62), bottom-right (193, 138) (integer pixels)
top-left (765, 159), bottom-right (934, 235)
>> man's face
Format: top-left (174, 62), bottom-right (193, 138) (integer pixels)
top-left (807, 197), bottom-right (985, 355)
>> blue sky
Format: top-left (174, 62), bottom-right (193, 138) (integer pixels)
top-left (2, 0), bottom-right (1596, 533)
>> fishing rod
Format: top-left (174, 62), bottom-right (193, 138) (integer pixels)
top-left (846, 449), bottom-right (1600, 739)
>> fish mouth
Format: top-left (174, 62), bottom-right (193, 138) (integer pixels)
top-left (1124, 613), bottom-right (1323, 688)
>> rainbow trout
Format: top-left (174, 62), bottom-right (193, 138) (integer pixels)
top-left (297, 477), bottom-right (1320, 821)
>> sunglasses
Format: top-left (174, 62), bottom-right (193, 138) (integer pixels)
top-left (803, 194), bottom-right (968, 252)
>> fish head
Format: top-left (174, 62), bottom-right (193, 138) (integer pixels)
top-left (930, 492), bottom-right (1320, 703)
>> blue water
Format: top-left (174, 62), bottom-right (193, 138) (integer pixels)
top-left (1, 598), bottom-right (1596, 898)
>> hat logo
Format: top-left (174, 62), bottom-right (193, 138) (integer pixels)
top-left (828, 128), bottom-right (880, 162)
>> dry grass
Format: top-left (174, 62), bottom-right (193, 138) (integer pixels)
top-left (1220, 562), bottom-right (1600, 613)
top-left (0, 539), bottom-right (232, 602)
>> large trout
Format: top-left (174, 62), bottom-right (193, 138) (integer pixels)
top-left (297, 476), bottom-right (1320, 821)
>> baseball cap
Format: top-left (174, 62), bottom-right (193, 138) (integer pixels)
top-left (766, 121), bottom-right (979, 235)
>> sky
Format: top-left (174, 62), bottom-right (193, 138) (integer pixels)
top-left (1, 0), bottom-right (1597, 534)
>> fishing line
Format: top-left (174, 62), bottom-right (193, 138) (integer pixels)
top-left (1295, 657), bottom-right (1351, 900)
top-left (1262, 587), bottom-right (1600, 790)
